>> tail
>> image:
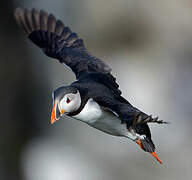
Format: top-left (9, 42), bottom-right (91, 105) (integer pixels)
top-left (133, 122), bottom-right (155, 152)
top-left (132, 115), bottom-right (163, 164)
top-left (14, 7), bottom-right (82, 60)
top-left (132, 111), bottom-right (168, 126)
top-left (125, 110), bottom-right (167, 151)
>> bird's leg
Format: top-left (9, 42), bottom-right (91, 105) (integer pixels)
top-left (136, 139), bottom-right (162, 164)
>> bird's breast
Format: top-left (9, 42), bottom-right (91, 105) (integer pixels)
top-left (72, 98), bottom-right (103, 123)
top-left (72, 99), bottom-right (129, 136)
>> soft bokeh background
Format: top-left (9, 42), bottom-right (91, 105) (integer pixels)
top-left (1, 0), bottom-right (192, 179)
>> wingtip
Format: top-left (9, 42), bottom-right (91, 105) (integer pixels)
top-left (14, 7), bottom-right (23, 16)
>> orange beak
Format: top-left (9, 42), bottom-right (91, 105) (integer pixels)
top-left (136, 139), bottom-right (162, 164)
top-left (51, 103), bottom-right (65, 124)
top-left (51, 103), bottom-right (57, 124)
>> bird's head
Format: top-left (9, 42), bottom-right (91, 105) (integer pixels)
top-left (51, 86), bottom-right (81, 124)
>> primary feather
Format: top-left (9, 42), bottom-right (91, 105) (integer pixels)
top-left (14, 7), bottom-right (111, 79)
top-left (14, 7), bottom-right (167, 156)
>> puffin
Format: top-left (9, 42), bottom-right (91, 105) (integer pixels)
top-left (14, 7), bottom-right (167, 164)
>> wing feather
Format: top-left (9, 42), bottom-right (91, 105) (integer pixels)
top-left (14, 7), bottom-right (167, 129)
top-left (14, 7), bottom-right (111, 79)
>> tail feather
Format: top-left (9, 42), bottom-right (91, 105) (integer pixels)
top-left (126, 110), bottom-right (165, 163)
top-left (132, 112), bottom-right (168, 126)
top-left (131, 113), bottom-right (156, 152)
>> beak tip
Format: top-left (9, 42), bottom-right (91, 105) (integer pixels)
top-left (51, 117), bottom-right (58, 125)
top-left (50, 120), bottom-right (55, 125)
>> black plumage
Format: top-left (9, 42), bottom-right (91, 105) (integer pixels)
top-left (14, 7), bottom-right (167, 154)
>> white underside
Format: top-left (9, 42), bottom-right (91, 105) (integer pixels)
top-left (72, 99), bottom-right (138, 140)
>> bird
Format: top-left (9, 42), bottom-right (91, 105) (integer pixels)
top-left (14, 7), bottom-right (167, 164)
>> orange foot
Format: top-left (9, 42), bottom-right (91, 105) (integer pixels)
top-left (136, 139), bottom-right (162, 164)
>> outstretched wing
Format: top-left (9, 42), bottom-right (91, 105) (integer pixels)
top-left (14, 7), bottom-right (167, 128)
top-left (14, 7), bottom-right (111, 79)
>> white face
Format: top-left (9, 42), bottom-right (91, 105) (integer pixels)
top-left (58, 91), bottom-right (81, 114)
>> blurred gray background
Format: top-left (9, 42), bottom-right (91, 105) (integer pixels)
top-left (1, 0), bottom-right (192, 179)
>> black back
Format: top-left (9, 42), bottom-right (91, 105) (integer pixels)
top-left (14, 7), bottom-right (166, 153)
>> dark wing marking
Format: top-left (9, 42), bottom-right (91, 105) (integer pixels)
top-left (14, 7), bottom-right (111, 79)
top-left (14, 7), bottom-right (166, 130)
top-left (78, 72), bottom-right (130, 104)
top-left (132, 112), bottom-right (168, 126)
top-left (14, 7), bottom-right (132, 121)
top-left (93, 93), bottom-right (167, 128)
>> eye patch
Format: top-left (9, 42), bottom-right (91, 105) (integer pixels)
top-left (66, 97), bottom-right (71, 103)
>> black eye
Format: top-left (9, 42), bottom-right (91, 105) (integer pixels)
top-left (66, 97), bottom-right (71, 103)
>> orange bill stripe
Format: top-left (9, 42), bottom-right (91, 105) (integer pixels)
top-left (51, 103), bottom-right (56, 124)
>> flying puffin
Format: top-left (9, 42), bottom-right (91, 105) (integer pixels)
top-left (14, 7), bottom-right (167, 164)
